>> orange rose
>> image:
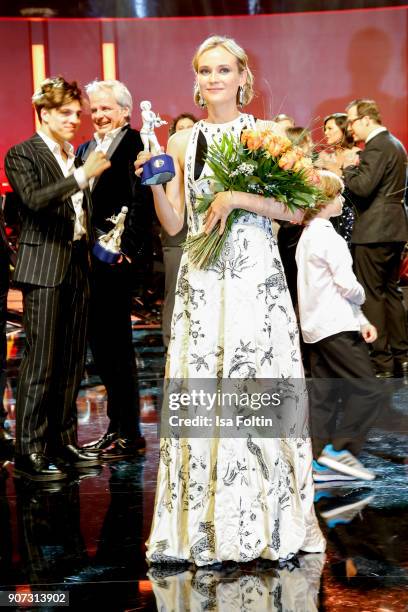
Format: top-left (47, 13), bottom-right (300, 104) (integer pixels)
top-left (293, 156), bottom-right (313, 172)
top-left (241, 130), bottom-right (250, 146)
top-left (268, 140), bottom-right (282, 157)
top-left (264, 134), bottom-right (291, 157)
top-left (246, 132), bottom-right (263, 151)
top-left (278, 150), bottom-right (298, 170)
top-left (278, 135), bottom-right (292, 154)
top-left (261, 132), bottom-right (273, 149)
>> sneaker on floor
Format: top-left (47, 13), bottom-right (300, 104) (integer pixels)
top-left (314, 480), bottom-right (361, 491)
top-left (314, 489), bottom-right (335, 502)
top-left (318, 445), bottom-right (376, 481)
top-left (320, 492), bottom-right (375, 528)
top-left (313, 459), bottom-right (357, 483)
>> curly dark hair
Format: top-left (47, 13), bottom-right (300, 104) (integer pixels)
top-left (168, 113), bottom-right (198, 137)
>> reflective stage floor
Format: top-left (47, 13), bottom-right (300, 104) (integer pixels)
top-left (0, 303), bottom-right (407, 611)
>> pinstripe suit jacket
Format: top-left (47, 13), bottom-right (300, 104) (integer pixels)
top-left (5, 134), bottom-right (93, 287)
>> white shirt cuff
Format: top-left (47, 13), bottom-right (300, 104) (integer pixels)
top-left (74, 167), bottom-right (88, 190)
top-left (352, 305), bottom-right (369, 327)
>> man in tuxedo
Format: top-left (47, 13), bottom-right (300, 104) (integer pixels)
top-left (5, 77), bottom-right (110, 481)
top-left (343, 99), bottom-right (408, 376)
top-left (78, 80), bottom-right (152, 459)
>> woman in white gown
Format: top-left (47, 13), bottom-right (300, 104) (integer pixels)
top-left (136, 36), bottom-right (325, 566)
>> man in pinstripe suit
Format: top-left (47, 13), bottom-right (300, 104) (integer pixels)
top-left (5, 77), bottom-right (110, 481)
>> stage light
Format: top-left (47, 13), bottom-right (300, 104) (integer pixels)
top-left (102, 42), bottom-right (116, 80)
top-left (248, 0), bottom-right (261, 14)
top-left (133, 1), bottom-right (150, 18)
top-left (20, 8), bottom-right (56, 17)
top-left (31, 44), bottom-right (46, 129)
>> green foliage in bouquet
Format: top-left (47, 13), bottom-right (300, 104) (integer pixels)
top-left (185, 128), bottom-right (323, 270)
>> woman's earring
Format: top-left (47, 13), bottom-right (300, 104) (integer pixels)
top-left (238, 86), bottom-right (244, 107)
top-left (198, 92), bottom-right (206, 108)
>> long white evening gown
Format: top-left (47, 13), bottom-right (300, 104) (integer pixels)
top-left (146, 114), bottom-right (325, 565)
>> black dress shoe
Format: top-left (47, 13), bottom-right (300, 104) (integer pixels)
top-left (55, 444), bottom-right (101, 468)
top-left (394, 360), bottom-right (408, 377)
top-left (0, 460), bottom-right (10, 478)
top-left (81, 431), bottom-right (118, 452)
top-left (0, 428), bottom-right (15, 460)
top-left (14, 453), bottom-right (67, 482)
top-left (101, 437), bottom-right (146, 460)
top-left (73, 465), bottom-right (103, 482)
top-left (375, 370), bottom-right (394, 378)
top-left (0, 428), bottom-right (14, 443)
top-left (14, 478), bottom-right (67, 494)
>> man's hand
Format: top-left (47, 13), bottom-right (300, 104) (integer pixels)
top-left (315, 154), bottom-right (342, 176)
top-left (83, 151), bottom-right (111, 179)
top-left (117, 254), bottom-right (132, 264)
top-left (361, 323), bottom-right (378, 343)
top-left (204, 191), bottom-right (235, 235)
top-left (315, 151), bottom-right (333, 168)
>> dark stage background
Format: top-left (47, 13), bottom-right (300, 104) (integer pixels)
top-left (0, 6), bottom-right (407, 186)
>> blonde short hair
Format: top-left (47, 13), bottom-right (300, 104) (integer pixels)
top-left (192, 36), bottom-right (254, 107)
top-left (303, 170), bottom-right (344, 223)
top-left (317, 170), bottom-right (344, 199)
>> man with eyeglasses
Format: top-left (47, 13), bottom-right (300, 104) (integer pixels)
top-left (342, 98), bottom-right (408, 377)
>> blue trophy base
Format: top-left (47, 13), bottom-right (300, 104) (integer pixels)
top-left (92, 242), bottom-right (121, 264)
top-left (141, 154), bottom-right (175, 186)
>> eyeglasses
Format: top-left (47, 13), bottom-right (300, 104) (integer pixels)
top-left (347, 116), bottom-right (364, 127)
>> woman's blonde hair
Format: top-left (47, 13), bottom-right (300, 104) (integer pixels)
top-left (303, 170), bottom-right (344, 223)
top-left (192, 36), bottom-right (254, 107)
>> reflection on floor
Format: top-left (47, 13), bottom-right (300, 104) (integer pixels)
top-left (1, 310), bottom-right (407, 611)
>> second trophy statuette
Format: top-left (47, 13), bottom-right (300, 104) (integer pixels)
top-left (92, 206), bottom-right (128, 264)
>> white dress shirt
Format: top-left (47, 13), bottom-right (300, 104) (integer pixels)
top-left (38, 130), bottom-right (87, 241)
top-left (296, 218), bottom-right (368, 343)
top-left (94, 125), bottom-right (124, 152)
top-left (89, 125), bottom-right (125, 190)
top-left (365, 125), bottom-right (387, 144)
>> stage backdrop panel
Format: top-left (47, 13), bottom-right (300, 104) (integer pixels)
top-left (47, 21), bottom-right (103, 143)
top-left (0, 21), bottom-right (34, 187)
top-left (0, 8), bottom-right (407, 186)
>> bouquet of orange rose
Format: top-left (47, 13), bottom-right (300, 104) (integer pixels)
top-left (184, 128), bottom-right (323, 270)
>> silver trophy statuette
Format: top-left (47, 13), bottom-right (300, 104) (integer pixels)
top-left (140, 100), bottom-right (175, 185)
top-left (92, 206), bottom-right (128, 264)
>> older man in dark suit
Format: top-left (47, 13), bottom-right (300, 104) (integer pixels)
top-left (343, 99), bottom-right (408, 376)
top-left (77, 80), bottom-right (152, 459)
top-left (5, 77), bottom-right (110, 481)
